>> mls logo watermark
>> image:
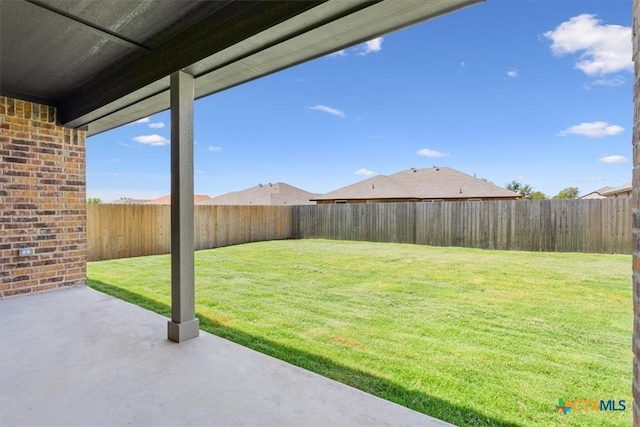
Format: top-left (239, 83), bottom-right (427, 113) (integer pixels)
top-left (556, 398), bottom-right (626, 415)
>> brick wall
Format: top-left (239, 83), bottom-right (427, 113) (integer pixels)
top-left (0, 96), bottom-right (86, 297)
top-left (634, 1), bottom-right (640, 424)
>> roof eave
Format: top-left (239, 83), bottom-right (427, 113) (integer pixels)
top-left (75, 0), bottom-right (482, 136)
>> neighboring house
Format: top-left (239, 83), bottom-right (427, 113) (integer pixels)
top-left (580, 184), bottom-right (631, 199)
top-left (108, 197), bottom-right (151, 204)
top-left (601, 183), bottom-right (632, 199)
top-left (201, 182), bottom-right (318, 206)
top-left (579, 186), bottom-right (612, 200)
top-left (311, 167), bottom-right (520, 204)
top-left (145, 194), bottom-right (212, 205)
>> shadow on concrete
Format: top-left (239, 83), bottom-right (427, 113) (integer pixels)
top-left (88, 279), bottom-right (521, 427)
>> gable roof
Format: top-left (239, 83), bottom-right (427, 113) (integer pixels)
top-left (201, 182), bottom-right (318, 205)
top-left (311, 167), bottom-right (519, 201)
top-left (144, 194), bottom-right (211, 205)
top-left (579, 186), bottom-right (613, 199)
top-left (596, 186), bottom-right (615, 193)
top-left (601, 183), bottom-right (632, 196)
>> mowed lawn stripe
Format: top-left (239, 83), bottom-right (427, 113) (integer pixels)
top-left (88, 239), bottom-right (631, 427)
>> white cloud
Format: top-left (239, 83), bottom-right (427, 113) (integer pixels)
top-left (358, 37), bottom-right (383, 56)
top-left (583, 75), bottom-right (625, 89)
top-left (599, 155), bottom-right (629, 164)
top-left (460, 61), bottom-right (465, 67)
top-left (119, 142), bottom-right (134, 148)
top-left (133, 134), bottom-right (170, 146)
top-left (309, 105), bottom-right (345, 118)
top-left (127, 117), bottom-right (150, 125)
top-left (328, 49), bottom-right (347, 57)
top-left (355, 168), bottom-right (377, 176)
top-left (543, 14), bottom-right (632, 76)
top-left (208, 146), bottom-right (222, 152)
top-left (327, 37), bottom-right (383, 58)
top-left (417, 148), bottom-right (448, 158)
top-left (506, 70), bottom-right (518, 78)
top-left (148, 122), bottom-right (165, 129)
top-left (558, 121), bottom-right (624, 138)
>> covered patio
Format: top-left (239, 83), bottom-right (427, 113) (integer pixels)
top-left (0, 0), bottom-right (482, 339)
top-left (0, 0), bottom-right (478, 420)
top-left (3, 0), bottom-right (640, 425)
top-left (0, 286), bottom-right (449, 426)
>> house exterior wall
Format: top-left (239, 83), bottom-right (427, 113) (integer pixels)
top-left (633, 0), bottom-right (640, 422)
top-left (0, 97), bottom-right (86, 297)
top-left (605, 190), bottom-right (632, 198)
top-left (579, 192), bottom-right (606, 200)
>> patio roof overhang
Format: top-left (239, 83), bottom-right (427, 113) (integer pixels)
top-left (0, 0), bottom-right (481, 136)
top-left (2, 0), bottom-right (482, 343)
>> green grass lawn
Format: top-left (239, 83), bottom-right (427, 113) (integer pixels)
top-left (87, 239), bottom-right (632, 427)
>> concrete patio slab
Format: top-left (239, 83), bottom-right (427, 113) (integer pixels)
top-left (0, 287), bottom-right (452, 426)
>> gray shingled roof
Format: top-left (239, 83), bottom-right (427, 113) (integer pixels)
top-left (311, 167), bottom-right (519, 200)
top-left (201, 182), bottom-right (318, 205)
top-left (601, 183), bottom-right (632, 196)
top-left (596, 186), bottom-right (615, 193)
top-left (145, 195), bottom-right (212, 205)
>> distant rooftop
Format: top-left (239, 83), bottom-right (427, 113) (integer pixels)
top-left (145, 195), bottom-right (211, 205)
top-left (601, 183), bottom-right (632, 196)
top-left (201, 182), bottom-right (318, 206)
top-left (311, 167), bottom-right (520, 201)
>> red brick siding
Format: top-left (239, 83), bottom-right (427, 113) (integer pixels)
top-left (633, 0), bottom-right (640, 423)
top-left (0, 96), bottom-right (86, 297)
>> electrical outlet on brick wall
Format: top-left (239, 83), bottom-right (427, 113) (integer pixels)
top-left (18, 248), bottom-right (35, 257)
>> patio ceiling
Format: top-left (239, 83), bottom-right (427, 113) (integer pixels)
top-left (0, 0), bottom-right (482, 136)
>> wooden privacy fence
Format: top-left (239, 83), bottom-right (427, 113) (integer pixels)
top-left (88, 198), bottom-right (632, 261)
top-left (87, 205), bottom-right (292, 261)
top-left (291, 198), bottom-right (632, 254)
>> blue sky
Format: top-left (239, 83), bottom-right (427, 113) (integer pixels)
top-left (87, 0), bottom-right (633, 202)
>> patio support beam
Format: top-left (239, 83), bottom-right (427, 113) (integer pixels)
top-left (168, 70), bottom-right (199, 343)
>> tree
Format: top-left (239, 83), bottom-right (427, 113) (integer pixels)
top-left (505, 180), bottom-right (534, 199)
top-left (552, 187), bottom-right (579, 200)
top-left (505, 181), bottom-right (549, 200)
top-left (87, 197), bottom-right (102, 204)
top-left (529, 191), bottom-right (547, 200)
